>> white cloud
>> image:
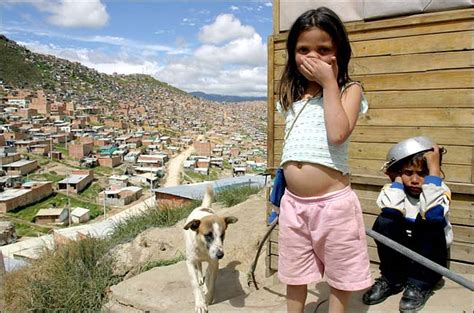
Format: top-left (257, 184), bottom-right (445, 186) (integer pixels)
top-left (154, 14), bottom-right (267, 96)
top-left (18, 40), bottom-right (162, 76)
top-left (9, 9), bottom-right (268, 97)
top-left (198, 14), bottom-right (254, 45)
top-left (33, 0), bottom-right (109, 28)
top-left (154, 58), bottom-right (266, 97)
top-left (194, 33), bottom-right (266, 66)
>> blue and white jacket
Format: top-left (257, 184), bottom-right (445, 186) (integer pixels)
top-left (376, 175), bottom-right (453, 246)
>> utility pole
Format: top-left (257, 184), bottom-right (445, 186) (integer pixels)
top-left (50, 138), bottom-right (53, 160)
top-left (103, 187), bottom-right (107, 219)
top-left (67, 171), bottom-right (71, 226)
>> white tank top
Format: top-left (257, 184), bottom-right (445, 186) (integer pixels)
top-left (277, 93), bottom-right (368, 175)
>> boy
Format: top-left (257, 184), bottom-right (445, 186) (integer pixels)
top-left (362, 136), bottom-right (453, 312)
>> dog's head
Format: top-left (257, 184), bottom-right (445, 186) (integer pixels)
top-left (184, 215), bottom-right (238, 260)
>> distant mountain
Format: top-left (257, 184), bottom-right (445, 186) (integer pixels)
top-left (190, 91), bottom-right (266, 103)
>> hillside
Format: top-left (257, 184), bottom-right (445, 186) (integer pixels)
top-left (0, 35), bottom-right (189, 109)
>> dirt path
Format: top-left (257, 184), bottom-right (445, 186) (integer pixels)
top-left (163, 146), bottom-right (195, 187)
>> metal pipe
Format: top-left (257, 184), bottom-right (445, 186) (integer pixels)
top-left (366, 228), bottom-right (474, 291)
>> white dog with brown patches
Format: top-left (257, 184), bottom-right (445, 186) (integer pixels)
top-left (183, 185), bottom-right (238, 313)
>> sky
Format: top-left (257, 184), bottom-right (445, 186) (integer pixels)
top-left (0, 0), bottom-right (273, 97)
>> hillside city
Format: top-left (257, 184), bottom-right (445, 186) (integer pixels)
top-left (0, 35), bottom-right (267, 245)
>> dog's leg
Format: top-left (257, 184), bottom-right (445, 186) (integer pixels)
top-left (186, 260), bottom-right (208, 313)
top-left (205, 259), bottom-right (219, 305)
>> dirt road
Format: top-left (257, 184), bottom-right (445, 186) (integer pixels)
top-left (163, 146), bottom-right (195, 187)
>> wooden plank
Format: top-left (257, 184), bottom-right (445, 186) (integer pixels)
top-left (267, 36), bottom-right (275, 168)
top-left (350, 51), bottom-right (474, 75)
top-left (274, 72), bottom-right (474, 93)
top-left (350, 159), bottom-right (472, 183)
top-left (349, 19), bottom-right (474, 42)
top-left (351, 31), bottom-right (474, 57)
top-left (353, 69), bottom-right (474, 91)
top-left (357, 108), bottom-right (474, 127)
top-left (274, 9), bottom-right (474, 40)
top-left (349, 142), bottom-right (473, 166)
top-left (363, 90), bottom-right (474, 109)
top-left (345, 8), bottom-right (474, 34)
top-left (449, 260), bottom-right (474, 275)
top-left (273, 108), bottom-right (474, 127)
top-left (271, 155), bottom-right (473, 184)
top-left (358, 195), bottom-right (474, 227)
top-left (272, 89), bottom-right (474, 109)
top-left (351, 126), bottom-right (474, 146)
top-left (272, 140), bottom-right (473, 165)
top-left (273, 51), bottom-right (474, 77)
top-left (273, 0), bottom-right (280, 35)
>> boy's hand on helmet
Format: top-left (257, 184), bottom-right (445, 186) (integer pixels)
top-left (424, 144), bottom-right (441, 177)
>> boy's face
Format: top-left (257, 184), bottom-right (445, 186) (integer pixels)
top-left (400, 162), bottom-right (428, 198)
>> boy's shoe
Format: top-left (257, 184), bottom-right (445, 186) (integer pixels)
top-left (399, 284), bottom-right (432, 312)
top-left (363, 276), bottom-right (404, 305)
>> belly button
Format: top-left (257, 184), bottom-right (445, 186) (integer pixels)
top-left (297, 162), bottom-right (302, 169)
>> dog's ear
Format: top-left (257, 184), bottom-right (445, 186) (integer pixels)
top-left (224, 216), bottom-right (238, 226)
top-left (184, 219), bottom-right (201, 231)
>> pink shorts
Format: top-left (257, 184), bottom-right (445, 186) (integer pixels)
top-left (277, 186), bottom-right (373, 291)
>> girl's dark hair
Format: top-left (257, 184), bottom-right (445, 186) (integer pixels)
top-left (278, 7), bottom-right (352, 111)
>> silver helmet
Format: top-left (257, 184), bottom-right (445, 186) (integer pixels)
top-left (382, 136), bottom-right (437, 172)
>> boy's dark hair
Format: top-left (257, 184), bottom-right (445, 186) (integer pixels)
top-left (389, 152), bottom-right (428, 173)
top-left (279, 7), bottom-right (352, 111)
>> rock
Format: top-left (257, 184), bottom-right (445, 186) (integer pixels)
top-left (109, 226), bottom-right (185, 279)
top-left (0, 222), bottom-right (17, 246)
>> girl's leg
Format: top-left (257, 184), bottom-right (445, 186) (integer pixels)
top-left (328, 287), bottom-right (352, 313)
top-left (287, 284), bottom-right (307, 313)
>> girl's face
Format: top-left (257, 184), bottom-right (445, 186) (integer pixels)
top-left (295, 27), bottom-right (336, 72)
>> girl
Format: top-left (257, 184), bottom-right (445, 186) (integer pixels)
top-left (276, 7), bottom-right (373, 313)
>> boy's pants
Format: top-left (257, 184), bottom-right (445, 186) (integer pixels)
top-left (372, 211), bottom-right (448, 290)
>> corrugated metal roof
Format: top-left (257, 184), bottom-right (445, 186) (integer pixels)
top-left (58, 174), bottom-right (88, 184)
top-left (154, 175), bottom-right (266, 200)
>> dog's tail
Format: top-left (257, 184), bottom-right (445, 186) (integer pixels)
top-left (201, 184), bottom-right (214, 208)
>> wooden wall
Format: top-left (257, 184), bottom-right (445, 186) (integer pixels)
top-left (266, 7), bottom-right (474, 274)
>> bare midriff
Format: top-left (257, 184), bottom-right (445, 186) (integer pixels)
top-left (283, 161), bottom-right (350, 197)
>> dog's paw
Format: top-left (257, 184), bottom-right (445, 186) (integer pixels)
top-left (205, 292), bottom-right (214, 305)
top-left (194, 301), bottom-right (208, 313)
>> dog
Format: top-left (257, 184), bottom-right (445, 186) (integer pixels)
top-left (183, 185), bottom-right (238, 313)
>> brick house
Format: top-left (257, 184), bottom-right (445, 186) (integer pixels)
top-left (68, 142), bottom-right (93, 160)
top-left (57, 170), bottom-right (94, 193)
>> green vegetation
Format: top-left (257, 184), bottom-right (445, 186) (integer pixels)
top-left (79, 182), bottom-right (103, 201)
top-left (5, 184), bottom-right (261, 311)
top-left (139, 254), bottom-right (185, 273)
top-left (7, 192), bottom-right (101, 222)
top-left (29, 171), bottom-right (65, 184)
top-left (215, 184), bottom-right (261, 207)
top-left (13, 221), bottom-right (50, 237)
top-left (0, 38), bottom-right (43, 88)
top-left (184, 168), bottom-right (220, 183)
